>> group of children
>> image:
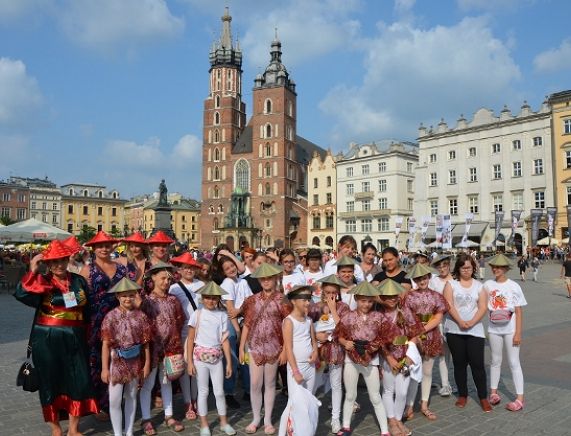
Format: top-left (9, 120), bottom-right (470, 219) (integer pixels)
top-left (98, 237), bottom-right (527, 436)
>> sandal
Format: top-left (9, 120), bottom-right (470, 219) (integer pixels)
top-left (388, 421), bottom-right (404, 436)
top-left (404, 408), bottom-right (414, 421)
top-left (421, 408), bottom-right (437, 421)
top-left (264, 424), bottom-right (276, 435)
top-left (165, 416), bottom-right (184, 432)
top-left (185, 402), bottom-right (197, 420)
top-left (506, 399), bottom-right (525, 412)
top-left (245, 423), bottom-right (259, 434)
top-left (142, 420), bottom-right (157, 436)
top-left (489, 393), bottom-right (501, 406)
top-left (398, 421), bottom-right (413, 436)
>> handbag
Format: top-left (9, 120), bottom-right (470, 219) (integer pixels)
top-left (489, 309), bottom-right (513, 325)
top-left (17, 307), bottom-right (40, 392)
top-left (190, 310), bottom-right (225, 364)
top-left (163, 353), bottom-right (185, 381)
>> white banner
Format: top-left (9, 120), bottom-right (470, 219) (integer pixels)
top-left (395, 216), bottom-right (404, 239)
top-left (442, 214), bottom-right (452, 249)
top-left (407, 217), bottom-right (416, 249)
top-left (461, 213), bottom-right (474, 245)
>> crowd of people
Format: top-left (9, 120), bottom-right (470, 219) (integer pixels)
top-left (14, 232), bottom-right (529, 436)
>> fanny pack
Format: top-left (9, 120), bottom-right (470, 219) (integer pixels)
top-left (193, 345), bottom-right (223, 364)
top-left (416, 313), bottom-right (433, 324)
top-left (116, 344), bottom-right (142, 360)
top-left (489, 310), bottom-right (513, 325)
top-left (392, 335), bottom-right (409, 346)
top-left (163, 353), bottom-right (185, 381)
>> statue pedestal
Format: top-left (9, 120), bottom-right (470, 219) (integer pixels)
top-left (150, 207), bottom-right (176, 240)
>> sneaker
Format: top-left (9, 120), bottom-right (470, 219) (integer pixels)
top-left (220, 424), bottom-right (237, 435)
top-left (331, 418), bottom-right (341, 434)
top-left (225, 395), bottom-right (241, 410)
top-left (439, 385), bottom-right (452, 397)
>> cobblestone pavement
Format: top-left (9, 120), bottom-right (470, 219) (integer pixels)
top-left (2, 262), bottom-right (571, 435)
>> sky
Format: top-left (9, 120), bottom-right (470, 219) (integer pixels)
top-left (0, 0), bottom-right (570, 200)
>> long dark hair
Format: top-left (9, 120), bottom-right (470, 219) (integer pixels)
top-left (452, 253), bottom-right (478, 279)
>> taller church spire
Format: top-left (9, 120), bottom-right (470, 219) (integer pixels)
top-left (209, 7), bottom-right (242, 69)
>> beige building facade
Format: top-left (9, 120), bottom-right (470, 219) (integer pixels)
top-left (307, 150), bottom-right (337, 248)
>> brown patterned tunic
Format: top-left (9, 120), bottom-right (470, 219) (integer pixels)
top-left (380, 306), bottom-right (425, 361)
top-left (308, 301), bottom-right (350, 365)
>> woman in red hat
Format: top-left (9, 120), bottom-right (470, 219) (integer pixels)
top-left (15, 240), bottom-right (98, 436)
top-left (80, 230), bottom-right (129, 419)
top-left (143, 231), bottom-right (176, 295)
top-left (118, 232), bottom-right (150, 284)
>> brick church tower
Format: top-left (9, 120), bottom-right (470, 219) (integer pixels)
top-left (200, 9), bottom-right (324, 250)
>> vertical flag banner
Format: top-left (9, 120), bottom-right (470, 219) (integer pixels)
top-left (530, 209), bottom-right (543, 247)
top-left (567, 205), bottom-right (571, 240)
top-left (494, 210), bottom-right (504, 245)
top-left (507, 210), bottom-right (523, 245)
top-left (442, 214), bottom-right (452, 249)
top-left (420, 216), bottom-right (431, 248)
top-left (461, 213), bottom-right (474, 245)
top-left (395, 216), bottom-right (404, 242)
top-left (546, 207), bottom-right (557, 238)
top-left (435, 214), bottom-right (444, 247)
top-left (407, 217), bottom-right (416, 249)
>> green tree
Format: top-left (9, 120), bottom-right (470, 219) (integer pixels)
top-left (109, 227), bottom-right (122, 239)
top-left (0, 215), bottom-right (15, 226)
top-left (78, 225), bottom-right (97, 244)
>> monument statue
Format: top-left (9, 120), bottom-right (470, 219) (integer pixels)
top-left (158, 179), bottom-right (168, 207)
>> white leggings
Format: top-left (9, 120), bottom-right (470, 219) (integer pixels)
top-left (109, 379), bottom-right (138, 436)
top-left (406, 357), bottom-right (435, 405)
top-left (489, 332), bottom-right (524, 395)
top-left (381, 361), bottom-right (410, 420)
top-left (318, 364), bottom-right (343, 421)
top-left (249, 360), bottom-right (278, 426)
top-left (287, 361), bottom-right (316, 393)
top-left (194, 358), bottom-right (227, 417)
top-left (342, 361), bottom-right (388, 433)
top-left (140, 364), bottom-right (173, 419)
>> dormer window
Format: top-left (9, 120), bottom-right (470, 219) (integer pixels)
top-left (69, 188), bottom-right (74, 196)
top-left (98, 191), bottom-right (103, 198)
top-left (83, 190), bottom-right (89, 197)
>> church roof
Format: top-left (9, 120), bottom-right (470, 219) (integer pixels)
top-left (232, 126), bottom-right (253, 154)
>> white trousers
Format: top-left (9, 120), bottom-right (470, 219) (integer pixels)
top-left (140, 364), bottom-right (173, 419)
top-left (381, 361), bottom-right (410, 420)
top-left (194, 358), bottom-right (227, 417)
top-left (342, 361), bottom-right (388, 433)
top-left (286, 361), bottom-right (316, 393)
top-left (489, 332), bottom-right (524, 395)
top-left (406, 357), bottom-right (435, 405)
top-left (109, 378), bottom-right (138, 436)
top-left (317, 364), bottom-right (343, 421)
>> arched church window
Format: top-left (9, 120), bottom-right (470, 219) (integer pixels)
top-left (265, 99), bottom-right (272, 114)
top-left (215, 95), bottom-right (220, 108)
top-left (266, 124), bottom-right (272, 138)
top-left (214, 147), bottom-right (220, 161)
top-left (214, 112), bottom-right (220, 125)
top-left (235, 159), bottom-right (250, 192)
top-left (214, 129), bottom-right (220, 143)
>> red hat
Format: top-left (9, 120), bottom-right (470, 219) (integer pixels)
top-left (85, 231), bottom-right (119, 247)
top-left (171, 252), bottom-right (200, 267)
top-left (43, 240), bottom-right (74, 261)
top-left (146, 230), bottom-right (174, 245)
top-left (62, 236), bottom-right (83, 255)
top-left (121, 232), bottom-right (147, 244)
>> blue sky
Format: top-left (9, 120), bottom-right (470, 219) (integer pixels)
top-left (1, 0), bottom-right (569, 200)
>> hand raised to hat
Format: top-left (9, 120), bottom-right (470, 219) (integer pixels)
top-left (30, 253), bottom-right (44, 274)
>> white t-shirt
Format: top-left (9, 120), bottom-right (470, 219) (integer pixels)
top-left (220, 277), bottom-right (253, 309)
top-left (169, 280), bottom-right (204, 336)
top-left (484, 279), bottom-right (527, 335)
top-left (281, 272), bottom-right (306, 295)
top-left (189, 309), bottom-right (228, 348)
top-left (323, 259), bottom-right (365, 283)
top-left (444, 279), bottom-right (485, 338)
top-left (303, 269), bottom-right (326, 303)
top-left (429, 276), bottom-right (451, 294)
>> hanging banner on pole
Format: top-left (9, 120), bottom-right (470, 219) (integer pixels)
top-left (567, 205), bottom-right (571, 239)
top-left (530, 209), bottom-right (543, 247)
top-left (494, 210), bottom-right (504, 246)
top-left (407, 217), bottom-right (416, 249)
top-left (435, 214), bottom-right (443, 248)
top-left (420, 216), bottom-right (431, 248)
top-left (546, 207), bottom-right (557, 238)
top-left (394, 216), bottom-right (403, 245)
top-left (507, 210), bottom-right (523, 246)
top-left (442, 214), bottom-right (452, 249)
top-left (461, 213), bottom-right (474, 245)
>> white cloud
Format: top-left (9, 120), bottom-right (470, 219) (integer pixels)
top-left (320, 16), bottom-right (521, 143)
top-left (57, 0), bottom-right (184, 54)
top-left (0, 58), bottom-right (43, 125)
top-left (456, 0), bottom-right (529, 12)
top-left (103, 137), bottom-right (165, 168)
top-left (534, 39), bottom-right (571, 73)
top-left (171, 134), bottom-right (201, 164)
top-left (0, 0), bottom-right (48, 23)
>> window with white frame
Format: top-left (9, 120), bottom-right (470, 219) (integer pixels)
top-left (313, 194), bottom-right (319, 205)
top-left (468, 195), bottom-right (479, 214)
top-left (346, 167), bottom-right (353, 177)
top-left (565, 119), bottom-right (571, 134)
top-left (361, 219), bottom-right (372, 232)
top-left (430, 172), bottom-right (437, 186)
top-left (379, 198), bottom-right (388, 209)
top-left (512, 139), bottom-right (521, 150)
top-left (468, 147), bottom-right (477, 157)
top-left (512, 192), bottom-right (524, 210)
top-left (534, 191), bottom-right (545, 208)
top-left (326, 193), bottom-right (332, 204)
top-left (513, 161), bottom-right (522, 177)
top-left (313, 178), bottom-right (318, 188)
top-left (313, 215), bottom-right (321, 229)
top-left (469, 167), bottom-right (477, 182)
top-left (378, 216), bottom-right (390, 232)
top-left (448, 150), bottom-right (456, 160)
top-left (380, 162), bottom-right (387, 173)
top-left (407, 179), bottom-right (413, 193)
top-left (533, 136), bottom-right (543, 146)
top-left (492, 143), bottom-right (501, 154)
top-left (362, 164), bottom-right (370, 175)
top-left (346, 201), bottom-right (354, 212)
top-left (533, 159), bottom-right (544, 175)
top-left (379, 179), bottom-right (387, 192)
top-left (362, 181), bottom-right (371, 192)
top-left (407, 162), bottom-right (413, 172)
top-left (567, 186), bottom-right (571, 205)
top-left (408, 198), bottom-right (413, 210)
top-left (430, 200), bottom-right (438, 217)
top-left (346, 183), bottom-right (354, 195)
top-left (363, 200), bottom-right (371, 211)
top-left (429, 153), bottom-right (437, 163)
top-left (346, 220), bottom-right (356, 233)
top-left (492, 194), bottom-right (503, 212)
top-left (449, 198), bottom-right (458, 215)
top-left (327, 176), bottom-right (331, 187)
top-left (566, 151), bottom-right (571, 168)
top-left (448, 170), bottom-right (456, 184)
top-left (493, 164), bottom-right (502, 179)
